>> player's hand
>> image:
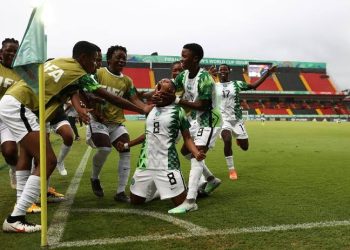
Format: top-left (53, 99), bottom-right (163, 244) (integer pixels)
top-left (92, 110), bottom-right (107, 123)
top-left (151, 92), bottom-right (161, 105)
top-left (77, 107), bottom-right (93, 124)
top-left (137, 90), bottom-right (146, 99)
top-left (116, 141), bottom-right (125, 152)
top-left (160, 91), bottom-right (176, 104)
top-left (79, 100), bottom-right (86, 108)
top-left (143, 104), bottom-right (154, 114)
top-left (208, 65), bottom-right (217, 77)
top-left (194, 150), bottom-right (206, 161)
top-left (268, 65), bottom-right (277, 74)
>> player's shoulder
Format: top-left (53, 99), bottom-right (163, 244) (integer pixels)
top-left (173, 71), bottom-right (187, 90)
top-left (175, 70), bottom-right (186, 82)
top-left (199, 69), bottom-right (215, 83)
top-left (199, 68), bottom-right (211, 78)
top-left (96, 67), bottom-right (107, 77)
top-left (0, 63), bottom-right (6, 72)
top-left (122, 74), bottom-right (133, 83)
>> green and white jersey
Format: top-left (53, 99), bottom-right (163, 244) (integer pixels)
top-left (215, 81), bottom-right (250, 121)
top-left (174, 68), bottom-right (221, 128)
top-left (137, 104), bottom-right (190, 170)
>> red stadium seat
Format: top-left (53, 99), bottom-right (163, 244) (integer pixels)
top-left (123, 67), bottom-right (152, 88)
top-left (301, 73), bottom-right (336, 93)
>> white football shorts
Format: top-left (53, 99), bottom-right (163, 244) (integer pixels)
top-left (130, 168), bottom-right (186, 200)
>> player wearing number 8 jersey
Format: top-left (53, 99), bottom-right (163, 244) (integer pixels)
top-left (122, 79), bottom-right (205, 209)
top-left (215, 63), bottom-right (276, 180)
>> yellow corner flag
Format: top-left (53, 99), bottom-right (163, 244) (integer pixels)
top-left (13, 2), bottom-right (48, 247)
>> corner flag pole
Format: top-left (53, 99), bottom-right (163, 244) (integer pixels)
top-left (12, 1), bottom-right (48, 246)
top-left (39, 62), bottom-right (48, 247)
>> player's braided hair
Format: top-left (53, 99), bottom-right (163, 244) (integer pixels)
top-left (2, 38), bottom-right (19, 47)
top-left (106, 45), bottom-right (127, 61)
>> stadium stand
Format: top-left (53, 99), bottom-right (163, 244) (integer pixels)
top-left (229, 66), bottom-right (246, 82)
top-left (276, 68), bottom-right (308, 91)
top-left (300, 73), bottom-right (336, 93)
top-left (292, 109), bottom-right (318, 115)
top-left (250, 76), bottom-right (280, 91)
top-left (151, 63), bottom-right (172, 82)
top-left (123, 67), bottom-right (154, 89)
top-left (260, 108), bottom-right (289, 115)
top-left (120, 54), bottom-right (350, 121)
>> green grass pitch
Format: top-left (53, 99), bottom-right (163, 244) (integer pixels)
top-left (0, 121), bottom-right (349, 249)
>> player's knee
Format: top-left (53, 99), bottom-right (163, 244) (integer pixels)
top-left (223, 137), bottom-right (232, 145)
top-left (97, 146), bottom-right (112, 154)
top-left (48, 156), bottom-right (57, 168)
top-left (240, 143), bottom-right (249, 151)
top-left (2, 148), bottom-right (18, 166)
top-left (180, 147), bottom-right (189, 156)
top-left (45, 155), bottom-right (58, 176)
top-left (63, 134), bottom-right (74, 146)
top-left (130, 193), bottom-right (146, 205)
top-left (221, 130), bottom-right (231, 140)
top-left (58, 126), bottom-right (74, 146)
top-left (172, 191), bottom-right (186, 206)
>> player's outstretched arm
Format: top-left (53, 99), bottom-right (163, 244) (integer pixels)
top-left (71, 91), bottom-right (93, 124)
top-left (177, 98), bottom-right (211, 112)
top-left (130, 93), bottom-right (154, 114)
top-left (249, 65), bottom-right (277, 89)
top-left (208, 65), bottom-right (218, 79)
top-left (139, 90), bottom-right (155, 101)
top-left (93, 87), bottom-right (153, 114)
top-left (181, 129), bottom-right (206, 161)
top-left (116, 134), bottom-right (146, 152)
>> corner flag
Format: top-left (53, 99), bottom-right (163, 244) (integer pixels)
top-left (12, 4), bottom-right (47, 93)
top-left (13, 2), bottom-right (49, 247)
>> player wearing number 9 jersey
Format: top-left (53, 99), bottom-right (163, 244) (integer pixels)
top-left (168, 43), bottom-right (222, 214)
top-left (215, 63), bottom-right (276, 180)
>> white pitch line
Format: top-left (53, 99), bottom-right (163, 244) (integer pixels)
top-left (72, 208), bottom-right (208, 233)
top-left (50, 219), bottom-right (350, 249)
top-left (48, 146), bottom-right (92, 245)
top-left (210, 219), bottom-right (350, 235)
